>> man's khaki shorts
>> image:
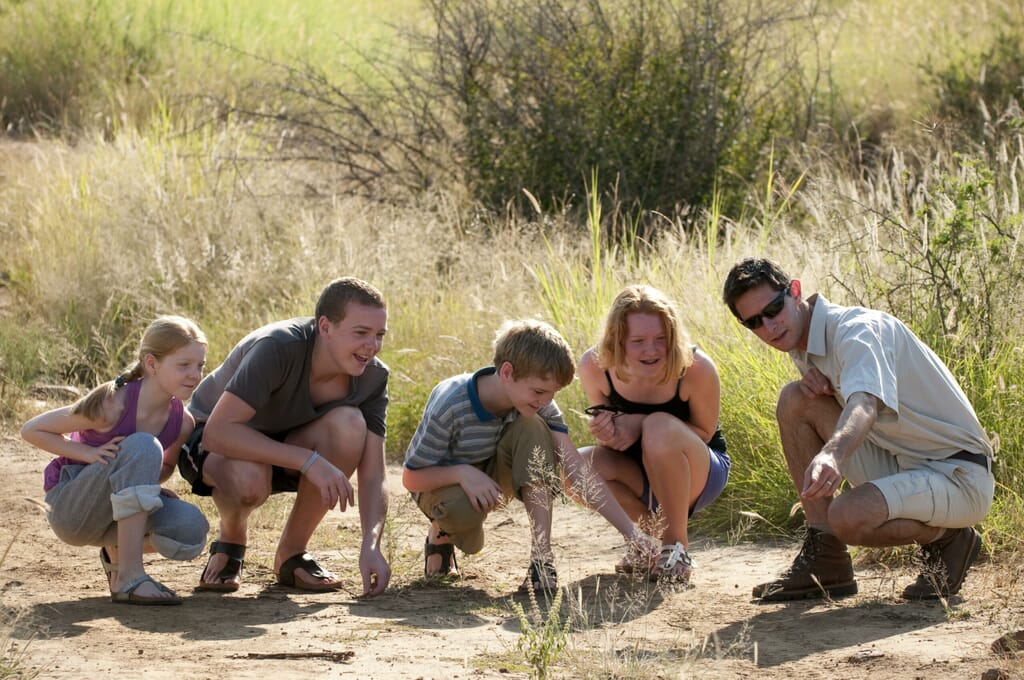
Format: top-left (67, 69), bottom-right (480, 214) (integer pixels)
top-left (841, 440), bottom-right (994, 528)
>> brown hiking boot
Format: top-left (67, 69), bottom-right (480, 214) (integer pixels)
top-left (901, 527), bottom-right (982, 600)
top-left (753, 528), bottom-right (857, 602)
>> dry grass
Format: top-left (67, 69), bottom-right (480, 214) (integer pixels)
top-left (0, 533), bottom-right (40, 680)
top-left (4, 122), bottom-right (1023, 542)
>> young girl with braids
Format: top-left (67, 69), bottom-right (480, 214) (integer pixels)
top-left (21, 316), bottom-right (210, 605)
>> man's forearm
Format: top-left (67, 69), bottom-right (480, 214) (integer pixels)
top-left (822, 391), bottom-right (879, 465)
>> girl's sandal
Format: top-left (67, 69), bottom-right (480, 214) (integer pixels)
top-left (649, 542), bottom-right (693, 583)
top-left (112, 575), bottom-right (182, 606)
top-left (100, 547), bottom-right (118, 589)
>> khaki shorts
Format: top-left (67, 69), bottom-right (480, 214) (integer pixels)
top-left (412, 414), bottom-right (559, 554)
top-left (841, 440), bottom-right (994, 528)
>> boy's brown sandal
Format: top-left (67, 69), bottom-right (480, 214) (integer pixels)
top-left (197, 540), bottom-right (246, 592)
top-left (518, 560), bottom-right (557, 593)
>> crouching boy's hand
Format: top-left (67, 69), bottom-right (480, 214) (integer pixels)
top-left (458, 466), bottom-right (503, 512)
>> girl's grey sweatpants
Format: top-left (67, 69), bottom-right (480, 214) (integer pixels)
top-left (45, 432), bottom-right (209, 560)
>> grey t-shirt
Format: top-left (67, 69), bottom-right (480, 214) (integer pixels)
top-left (189, 317), bottom-right (388, 437)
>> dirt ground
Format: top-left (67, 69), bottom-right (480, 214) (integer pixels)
top-left (1, 430), bottom-right (1021, 680)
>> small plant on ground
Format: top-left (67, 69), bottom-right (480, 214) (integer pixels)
top-left (511, 586), bottom-right (570, 680)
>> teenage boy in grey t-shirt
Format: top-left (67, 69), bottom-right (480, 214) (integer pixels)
top-left (180, 278), bottom-right (391, 595)
top-left (722, 258), bottom-right (994, 602)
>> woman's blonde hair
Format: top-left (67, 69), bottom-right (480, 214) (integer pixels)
top-left (596, 285), bottom-right (693, 383)
top-left (71, 315), bottom-right (207, 420)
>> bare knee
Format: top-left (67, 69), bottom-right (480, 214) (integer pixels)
top-left (226, 481), bottom-right (270, 510)
top-left (318, 407), bottom-right (368, 466)
top-left (827, 489), bottom-right (886, 546)
top-left (776, 381), bottom-right (812, 425)
top-left (322, 406), bottom-right (367, 436)
top-left (210, 461), bottom-right (271, 509)
top-left (641, 412), bottom-right (696, 461)
top-left (827, 501), bottom-right (856, 543)
top-left (777, 381), bottom-right (841, 442)
top-left (587, 447), bottom-right (619, 481)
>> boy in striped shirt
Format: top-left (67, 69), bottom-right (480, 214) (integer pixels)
top-left (403, 319), bottom-right (657, 592)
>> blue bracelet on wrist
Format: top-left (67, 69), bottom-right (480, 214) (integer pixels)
top-left (300, 450), bottom-right (320, 475)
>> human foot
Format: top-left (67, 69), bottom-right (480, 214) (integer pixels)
top-left (424, 525), bottom-right (459, 578)
top-left (902, 526), bottom-right (982, 600)
top-left (752, 528), bottom-right (856, 601)
top-left (650, 542), bottom-right (693, 583)
top-left (614, 531), bottom-right (659, 574)
top-left (518, 560), bottom-right (557, 593)
top-left (276, 552), bottom-right (342, 591)
top-left (111, 572), bottom-right (181, 605)
top-left (197, 540), bottom-right (246, 592)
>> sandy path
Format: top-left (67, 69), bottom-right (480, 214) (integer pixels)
top-left (1, 431), bottom-right (1020, 679)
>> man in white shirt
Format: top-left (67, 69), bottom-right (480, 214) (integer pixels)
top-left (722, 257), bottom-right (994, 601)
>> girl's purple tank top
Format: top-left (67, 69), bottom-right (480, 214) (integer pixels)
top-left (42, 379), bottom-right (184, 491)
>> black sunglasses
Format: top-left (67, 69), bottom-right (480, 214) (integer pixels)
top-left (738, 288), bottom-right (788, 330)
top-left (584, 404), bottom-right (623, 417)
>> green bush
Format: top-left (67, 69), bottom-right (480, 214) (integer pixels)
top-left (437, 0), bottom-right (826, 227)
top-left (223, 0), bottom-right (820, 236)
top-left (431, 0), bottom-right (806, 224)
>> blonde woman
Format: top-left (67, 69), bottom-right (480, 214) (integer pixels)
top-left (578, 285), bottom-right (730, 582)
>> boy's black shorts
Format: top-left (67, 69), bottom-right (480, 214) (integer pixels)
top-left (178, 422), bottom-right (301, 496)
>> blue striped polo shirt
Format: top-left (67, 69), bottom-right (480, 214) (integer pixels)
top-left (403, 366), bottom-right (568, 469)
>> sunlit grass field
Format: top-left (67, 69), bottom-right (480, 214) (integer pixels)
top-left (1, 0), bottom-right (1022, 547)
top-left (0, 0), bottom-right (425, 134)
